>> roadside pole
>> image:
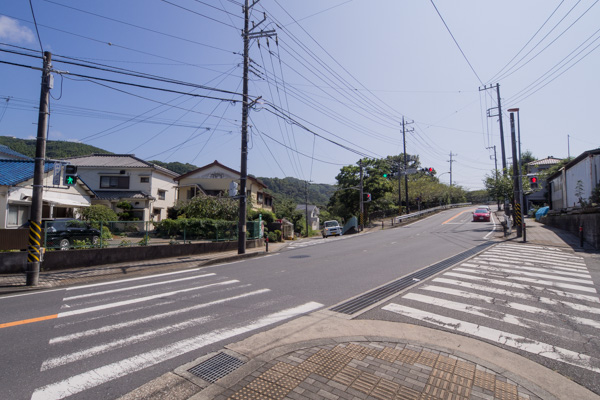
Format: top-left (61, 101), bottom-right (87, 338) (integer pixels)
top-left (26, 51), bottom-right (52, 286)
top-left (359, 160), bottom-right (364, 231)
top-left (509, 112), bottom-right (522, 238)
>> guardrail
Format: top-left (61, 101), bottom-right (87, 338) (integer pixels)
top-left (394, 203), bottom-right (472, 224)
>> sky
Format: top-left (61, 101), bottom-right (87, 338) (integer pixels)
top-left (1, 0), bottom-right (599, 190)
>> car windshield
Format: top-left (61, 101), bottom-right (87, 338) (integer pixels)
top-left (325, 221), bottom-right (339, 227)
top-left (475, 209), bottom-right (488, 214)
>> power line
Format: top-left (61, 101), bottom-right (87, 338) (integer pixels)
top-left (160, 0), bottom-right (239, 29)
top-left (28, 0), bottom-right (44, 53)
top-left (429, 0), bottom-right (483, 85)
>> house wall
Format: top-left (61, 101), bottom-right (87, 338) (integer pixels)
top-left (549, 173), bottom-right (565, 210)
top-left (77, 166), bottom-right (153, 192)
top-left (1, 172), bottom-right (91, 228)
top-left (150, 172), bottom-right (177, 221)
top-left (565, 157), bottom-right (595, 207)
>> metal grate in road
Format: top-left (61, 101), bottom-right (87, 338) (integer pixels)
top-left (187, 352), bottom-right (245, 383)
top-left (330, 242), bottom-right (495, 315)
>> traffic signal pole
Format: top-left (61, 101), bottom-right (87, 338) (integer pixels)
top-left (27, 51), bottom-right (52, 286)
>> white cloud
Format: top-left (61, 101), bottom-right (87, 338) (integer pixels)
top-left (0, 16), bottom-right (35, 44)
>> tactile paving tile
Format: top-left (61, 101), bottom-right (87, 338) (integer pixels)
top-left (332, 344), bottom-right (367, 360)
top-left (275, 375), bottom-right (300, 391)
top-left (286, 366), bottom-right (313, 381)
top-left (332, 365), bottom-right (361, 386)
top-left (454, 365), bottom-right (476, 379)
top-left (430, 368), bottom-right (453, 382)
top-left (258, 369), bottom-right (284, 383)
top-left (474, 369), bottom-right (496, 391)
top-left (496, 380), bottom-right (520, 400)
top-left (396, 384), bottom-right (420, 400)
top-left (396, 348), bottom-right (420, 364)
top-left (227, 386), bottom-right (271, 400)
top-left (297, 360), bottom-right (320, 372)
top-left (415, 351), bottom-right (438, 368)
top-left (245, 378), bottom-right (288, 400)
top-left (351, 371), bottom-right (380, 394)
top-left (371, 378), bottom-right (400, 400)
top-left (377, 346), bottom-right (403, 363)
top-left (271, 361), bottom-right (295, 375)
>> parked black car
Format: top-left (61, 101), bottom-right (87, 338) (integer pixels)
top-left (22, 219), bottom-right (101, 250)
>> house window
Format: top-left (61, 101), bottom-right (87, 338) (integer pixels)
top-left (7, 204), bottom-right (29, 226)
top-left (100, 176), bottom-right (129, 189)
top-left (140, 177), bottom-right (149, 183)
top-left (158, 189), bottom-right (166, 200)
top-left (257, 192), bottom-right (264, 204)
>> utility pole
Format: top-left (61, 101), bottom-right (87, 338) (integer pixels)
top-left (238, 0), bottom-right (275, 254)
top-left (479, 83), bottom-right (507, 174)
top-left (402, 117), bottom-right (414, 214)
top-left (510, 112), bottom-right (522, 237)
top-left (359, 159), bottom-right (364, 231)
top-left (27, 51), bottom-right (52, 286)
top-left (486, 145), bottom-right (499, 211)
top-left (568, 134), bottom-right (571, 158)
top-left (397, 159), bottom-right (402, 215)
top-left (447, 152), bottom-right (457, 186)
top-left (305, 180), bottom-right (309, 237)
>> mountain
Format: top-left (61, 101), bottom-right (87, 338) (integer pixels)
top-left (258, 176), bottom-right (336, 207)
top-left (149, 160), bottom-right (197, 175)
top-left (0, 136), bottom-right (111, 159)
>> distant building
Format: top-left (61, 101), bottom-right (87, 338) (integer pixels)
top-left (295, 204), bottom-right (320, 231)
top-left (175, 160), bottom-right (273, 211)
top-left (524, 156), bottom-right (562, 211)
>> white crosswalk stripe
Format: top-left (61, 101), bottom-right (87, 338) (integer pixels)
top-left (381, 242), bottom-right (600, 375)
top-left (32, 270), bottom-right (322, 400)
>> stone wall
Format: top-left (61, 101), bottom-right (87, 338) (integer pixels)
top-left (541, 211), bottom-right (599, 249)
top-left (0, 239), bottom-right (264, 274)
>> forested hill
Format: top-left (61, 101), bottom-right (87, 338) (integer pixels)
top-left (0, 136), bottom-right (111, 159)
top-left (259, 176), bottom-right (336, 207)
top-left (149, 160), bottom-right (197, 175)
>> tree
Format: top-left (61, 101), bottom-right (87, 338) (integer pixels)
top-left (172, 194), bottom-right (238, 220)
top-left (81, 205), bottom-right (118, 222)
top-left (484, 169), bottom-right (514, 204)
top-left (520, 150), bottom-right (536, 165)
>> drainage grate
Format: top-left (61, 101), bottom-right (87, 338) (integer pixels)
top-left (330, 242), bottom-right (495, 315)
top-left (187, 352), bottom-right (245, 383)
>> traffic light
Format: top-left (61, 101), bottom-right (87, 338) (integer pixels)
top-left (420, 167), bottom-right (434, 174)
top-left (382, 173), bottom-right (388, 178)
top-left (64, 165), bottom-right (78, 186)
top-left (364, 193), bottom-right (372, 202)
top-left (529, 176), bottom-right (538, 189)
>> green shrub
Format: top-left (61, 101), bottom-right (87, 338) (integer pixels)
top-left (119, 239), bottom-right (132, 247)
top-left (267, 232), bottom-right (278, 243)
top-left (275, 229), bottom-right (282, 242)
top-left (155, 218), bottom-right (236, 240)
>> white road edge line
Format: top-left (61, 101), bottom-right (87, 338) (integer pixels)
top-left (483, 213), bottom-right (497, 239)
top-left (31, 301), bottom-right (323, 400)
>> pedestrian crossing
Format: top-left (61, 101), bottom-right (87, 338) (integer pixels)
top-left (381, 242), bottom-right (600, 374)
top-left (30, 269), bottom-right (322, 400)
top-left (286, 232), bottom-right (367, 250)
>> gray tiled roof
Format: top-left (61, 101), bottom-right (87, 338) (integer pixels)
top-left (66, 154), bottom-right (150, 168)
top-left (526, 157), bottom-right (562, 166)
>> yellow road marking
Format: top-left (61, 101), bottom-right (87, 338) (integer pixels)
top-left (0, 314), bottom-right (58, 329)
top-left (442, 210), bottom-right (471, 225)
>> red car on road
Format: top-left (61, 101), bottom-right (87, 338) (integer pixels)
top-left (472, 208), bottom-right (491, 222)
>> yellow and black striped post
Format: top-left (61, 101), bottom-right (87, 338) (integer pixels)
top-left (26, 220), bottom-right (42, 285)
top-left (515, 203), bottom-right (522, 228)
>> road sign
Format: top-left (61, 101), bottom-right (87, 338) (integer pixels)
top-left (52, 163), bottom-right (61, 186)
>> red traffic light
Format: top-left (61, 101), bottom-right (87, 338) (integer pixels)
top-left (530, 177), bottom-right (537, 183)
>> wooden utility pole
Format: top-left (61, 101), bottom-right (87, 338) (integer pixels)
top-left (27, 51), bottom-right (52, 286)
top-left (479, 83), bottom-right (507, 174)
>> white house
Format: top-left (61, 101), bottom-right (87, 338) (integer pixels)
top-left (548, 148), bottom-right (600, 210)
top-left (295, 204), bottom-right (320, 231)
top-left (0, 158), bottom-right (94, 228)
top-left (65, 154), bottom-right (179, 221)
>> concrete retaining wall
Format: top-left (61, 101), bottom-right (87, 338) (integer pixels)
top-left (541, 211), bottom-right (599, 249)
top-left (0, 239), bottom-right (264, 274)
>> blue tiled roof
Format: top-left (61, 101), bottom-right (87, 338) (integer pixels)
top-left (0, 145), bottom-right (31, 160)
top-left (0, 159), bottom-right (54, 185)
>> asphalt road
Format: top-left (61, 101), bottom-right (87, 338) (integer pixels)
top-left (0, 207), bottom-right (496, 400)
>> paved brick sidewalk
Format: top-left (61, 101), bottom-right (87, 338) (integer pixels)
top-left (217, 341), bottom-right (541, 400)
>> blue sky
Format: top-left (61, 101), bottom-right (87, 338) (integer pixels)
top-left (1, 0), bottom-right (599, 190)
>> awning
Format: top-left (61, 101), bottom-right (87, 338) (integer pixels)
top-left (42, 194), bottom-right (91, 207)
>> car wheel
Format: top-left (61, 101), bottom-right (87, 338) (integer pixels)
top-left (59, 238), bottom-right (70, 251)
top-left (92, 235), bottom-right (100, 245)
